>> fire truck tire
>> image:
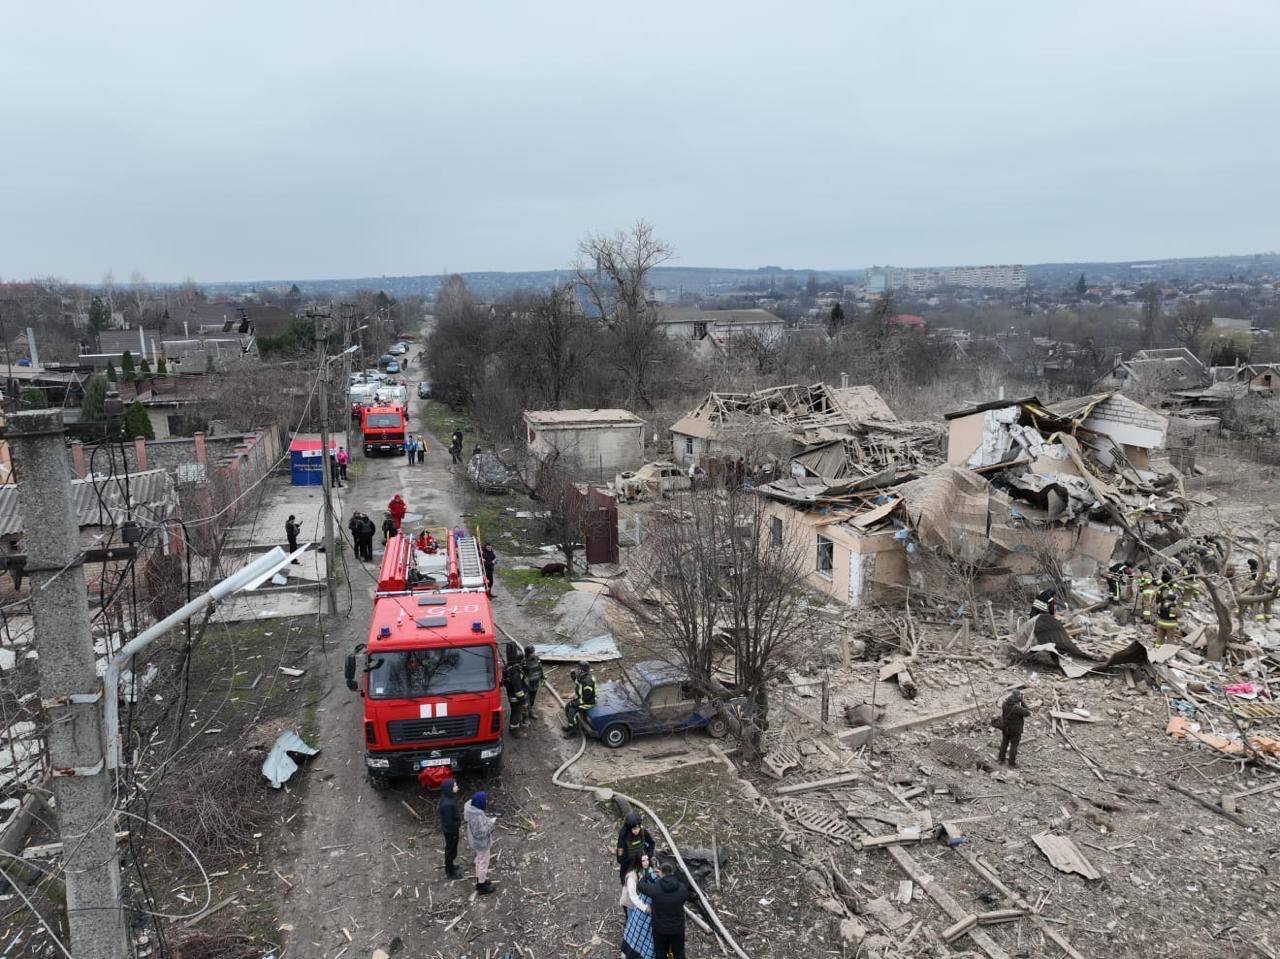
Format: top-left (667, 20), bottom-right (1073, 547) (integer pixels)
top-left (602, 724), bottom-right (630, 749)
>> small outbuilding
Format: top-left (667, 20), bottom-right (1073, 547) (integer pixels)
top-left (524, 409), bottom-right (645, 477)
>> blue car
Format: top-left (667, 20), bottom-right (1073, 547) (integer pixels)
top-left (386, 360), bottom-right (400, 374)
top-left (584, 660), bottom-right (735, 748)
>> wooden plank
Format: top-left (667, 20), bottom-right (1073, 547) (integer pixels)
top-left (774, 772), bottom-right (860, 796)
top-left (1049, 710), bottom-right (1102, 724)
top-left (1031, 833), bottom-right (1101, 881)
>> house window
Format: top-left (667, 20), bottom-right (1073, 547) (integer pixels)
top-left (816, 535), bottom-right (834, 578)
top-left (693, 321), bottom-right (708, 339)
top-left (528, 429), bottom-right (537, 444)
top-left (684, 436), bottom-right (694, 455)
top-left (768, 516), bottom-right (783, 548)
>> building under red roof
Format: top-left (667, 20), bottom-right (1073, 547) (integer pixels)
top-left (892, 313), bottom-right (927, 330)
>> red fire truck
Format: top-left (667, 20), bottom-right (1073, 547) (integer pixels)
top-left (360, 403), bottom-right (406, 456)
top-left (345, 529), bottom-right (506, 787)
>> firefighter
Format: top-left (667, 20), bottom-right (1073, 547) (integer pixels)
top-left (1137, 567), bottom-right (1157, 624)
top-left (615, 812), bottom-right (656, 886)
top-left (388, 493), bottom-right (407, 531)
top-left (522, 645), bottom-right (544, 713)
top-left (563, 661), bottom-right (597, 736)
top-left (1155, 591), bottom-right (1181, 643)
top-left (1031, 588), bottom-right (1057, 619)
top-left (1103, 562), bottom-right (1131, 604)
top-left (1248, 559), bottom-right (1278, 622)
top-left (285, 515), bottom-right (301, 564)
top-left (481, 542), bottom-right (497, 596)
top-left (506, 652), bottom-right (528, 732)
top-left (1178, 561), bottom-right (1200, 610)
top-left (381, 512), bottom-right (397, 545)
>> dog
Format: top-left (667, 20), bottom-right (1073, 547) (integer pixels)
top-left (539, 562), bottom-right (568, 578)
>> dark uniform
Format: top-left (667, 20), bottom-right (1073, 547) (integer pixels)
top-left (615, 813), bottom-right (656, 885)
top-left (522, 646), bottom-right (543, 712)
top-left (481, 543), bottom-right (497, 596)
top-left (285, 516), bottom-right (301, 564)
top-left (1031, 589), bottom-right (1057, 618)
top-left (1104, 563), bottom-right (1131, 603)
top-left (1155, 594), bottom-right (1181, 643)
top-left (997, 691), bottom-right (1031, 766)
top-left (506, 657), bottom-right (528, 731)
top-left (439, 777), bottom-right (461, 879)
top-left (563, 663), bottom-right (596, 736)
top-left (1137, 570), bottom-right (1156, 623)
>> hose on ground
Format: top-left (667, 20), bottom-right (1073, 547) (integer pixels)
top-left (520, 646), bottom-right (752, 959)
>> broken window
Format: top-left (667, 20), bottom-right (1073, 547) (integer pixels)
top-left (769, 516), bottom-right (783, 548)
top-left (693, 321), bottom-right (708, 339)
top-left (684, 436), bottom-right (694, 455)
top-left (816, 535), bottom-right (834, 577)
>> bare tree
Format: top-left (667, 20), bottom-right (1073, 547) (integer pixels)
top-left (534, 461), bottom-right (593, 573)
top-left (1172, 300), bottom-right (1211, 354)
top-left (575, 220), bottom-right (673, 410)
top-left (518, 283), bottom-right (592, 407)
top-left (635, 487), bottom-right (810, 756)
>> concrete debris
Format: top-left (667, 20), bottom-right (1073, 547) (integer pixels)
top-left (1031, 833), bottom-right (1101, 881)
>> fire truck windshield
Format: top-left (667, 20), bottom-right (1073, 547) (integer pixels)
top-left (365, 413), bottom-right (402, 428)
top-left (367, 647), bottom-right (494, 698)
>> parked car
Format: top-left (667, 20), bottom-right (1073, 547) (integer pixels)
top-left (417, 380), bottom-right (431, 399)
top-left (614, 461), bottom-right (691, 501)
top-left (583, 661), bottom-right (736, 748)
top-left (389, 342), bottom-right (408, 355)
top-left (386, 359), bottom-right (400, 374)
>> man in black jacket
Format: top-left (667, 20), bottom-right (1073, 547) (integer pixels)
top-left (997, 690), bottom-right (1031, 767)
top-left (438, 778), bottom-right (461, 879)
top-left (639, 864), bottom-right (689, 959)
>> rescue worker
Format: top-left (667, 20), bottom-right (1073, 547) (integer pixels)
top-left (438, 777), bottom-right (461, 880)
top-left (1155, 591), bottom-right (1181, 643)
top-left (1178, 561), bottom-right (1200, 610)
top-left (1031, 588), bottom-right (1057, 619)
top-left (347, 512), bottom-right (365, 559)
top-left (481, 542), bottom-right (497, 596)
top-left (522, 645), bottom-right (544, 713)
top-left (506, 652), bottom-right (528, 732)
top-left (996, 689), bottom-right (1031, 767)
top-left (615, 812), bottom-right (656, 886)
top-left (563, 661), bottom-right (597, 736)
top-left (388, 493), bottom-right (407, 531)
top-left (450, 429), bottom-right (463, 465)
top-left (1247, 559), bottom-right (1277, 622)
top-left (381, 512), bottom-right (397, 545)
top-left (1104, 562), bottom-right (1132, 604)
top-left (1137, 567), bottom-right (1157, 624)
top-left (285, 515), bottom-right (301, 564)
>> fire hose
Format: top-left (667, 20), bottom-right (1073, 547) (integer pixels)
top-left (535, 664), bottom-right (753, 959)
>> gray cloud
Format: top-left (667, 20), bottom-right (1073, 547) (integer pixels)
top-left (2, 0), bottom-right (1276, 282)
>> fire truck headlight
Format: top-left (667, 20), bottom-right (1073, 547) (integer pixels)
top-left (480, 745), bottom-right (503, 760)
top-left (366, 756), bottom-right (391, 769)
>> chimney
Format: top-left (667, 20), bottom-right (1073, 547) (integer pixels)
top-left (840, 372), bottom-right (849, 389)
top-left (193, 431), bottom-right (207, 465)
top-left (134, 437), bottom-right (148, 471)
top-left (70, 440), bottom-right (86, 478)
top-left (25, 328), bottom-right (39, 368)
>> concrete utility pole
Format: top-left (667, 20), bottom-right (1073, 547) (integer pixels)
top-left (312, 310), bottom-right (339, 615)
top-left (9, 410), bottom-right (128, 959)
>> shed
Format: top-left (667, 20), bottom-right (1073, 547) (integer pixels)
top-left (288, 437), bottom-right (337, 487)
top-left (523, 409), bottom-right (645, 477)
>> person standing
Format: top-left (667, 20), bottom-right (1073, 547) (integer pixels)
top-left (615, 812), bottom-right (656, 886)
top-left (438, 778), bottom-right (461, 880)
top-left (620, 853), bottom-right (658, 959)
top-left (388, 494), bottom-right (407, 530)
top-left (481, 542), bottom-right (497, 595)
top-left (416, 434), bottom-right (427, 465)
top-left (638, 864), bottom-right (688, 959)
top-left (450, 429), bottom-right (464, 465)
top-left (336, 446), bottom-right (349, 482)
top-left (506, 654), bottom-right (528, 733)
top-left (996, 690), bottom-right (1031, 767)
top-left (1155, 592), bottom-right (1181, 643)
top-left (563, 661), bottom-right (596, 736)
top-left (362, 514), bottom-right (378, 561)
top-left (285, 515), bottom-right (301, 564)
top-left (463, 791), bottom-right (497, 895)
top-left (329, 451), bottom-right (343, 488)
top-left (522, 645), bottom-right (543, 713)
top-left (404, 433), bottom-right (413, 459)
top-left (382, 512), bottom-right (397, 546)
top-left (348, 512), bottom-right (364, 558)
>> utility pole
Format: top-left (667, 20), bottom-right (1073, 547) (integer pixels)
top-left (9, 410), bottom-right (128, 959)
top-left (311, 309), bottom-right (339, 615)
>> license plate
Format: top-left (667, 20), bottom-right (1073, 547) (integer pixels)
top-left (419, 758), bottom-right (450, 769)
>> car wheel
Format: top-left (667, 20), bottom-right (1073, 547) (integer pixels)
top-left (706, 716), bottom-right (729, 739)
top-left (602, 724), bottom-right (630, 748)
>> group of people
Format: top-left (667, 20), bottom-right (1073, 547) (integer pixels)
top-left (501, 644), bottom-right (544, 733)
top-left (404, 434), bottom-right (427, 464)
top-left (347, 512), bottom-right (378, 561)
top-left (435, 782), bottom-right (690, 957)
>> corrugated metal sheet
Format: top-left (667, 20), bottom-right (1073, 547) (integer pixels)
top-left (0, 469), bottom-right (177, 537)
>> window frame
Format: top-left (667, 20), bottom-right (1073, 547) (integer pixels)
top-left (816, 534), bottom-right (834, 579)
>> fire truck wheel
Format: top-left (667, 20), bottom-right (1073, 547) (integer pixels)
top-left (602, 724), bottom-right (630, 749)
top-left (706, 716), bottom-right (729, 739)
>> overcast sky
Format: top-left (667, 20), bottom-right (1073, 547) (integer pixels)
top-left (1, 1), bottom-right (1276, 283)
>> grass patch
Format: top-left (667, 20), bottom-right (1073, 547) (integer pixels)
top-left (464, 501), bottom-right (546, 553)
top-left (497, 566), bottom-right (573, 610)
top-left (420, 399), bottom-right (477, 444)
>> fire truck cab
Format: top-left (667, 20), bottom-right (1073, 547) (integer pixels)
top-left (360, 404), bottom-right (406, 456)
top-left (346, 529), bottom-right (504, 786)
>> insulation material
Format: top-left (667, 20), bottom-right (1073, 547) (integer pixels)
top-left (899, 466), bottom-right (990, 565)
top-left (964, 406), bottom-right (1022, 468)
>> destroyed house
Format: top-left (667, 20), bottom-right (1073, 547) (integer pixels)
top-left (670, 381), bottom-right (939, 482)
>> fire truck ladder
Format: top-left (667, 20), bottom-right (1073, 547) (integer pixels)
top-left (453, 535), bottom-right (487, 590)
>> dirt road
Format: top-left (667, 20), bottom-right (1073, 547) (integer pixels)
top-left (274, 383), bottom-right (619, 958)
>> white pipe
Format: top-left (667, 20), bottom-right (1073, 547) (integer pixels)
top-left (103, 547), bottom-right (290, 769)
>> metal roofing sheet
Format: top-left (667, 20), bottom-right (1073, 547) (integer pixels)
top-left (0, 468), bottom-right (177, 537)
top-left (525, 409), bottom-right (643, 426)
